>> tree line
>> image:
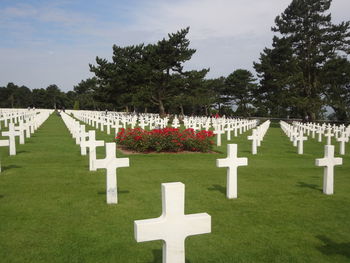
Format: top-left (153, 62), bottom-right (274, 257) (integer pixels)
top-left (1, 0), bottom-right (349, 121)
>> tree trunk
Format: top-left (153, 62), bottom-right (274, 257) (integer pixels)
top-left (179, 104), bottom-right (184, 116)
top-left (159, 100), bottom-right (165, 116)
top-left (205, 106), bottom-right (208, 116)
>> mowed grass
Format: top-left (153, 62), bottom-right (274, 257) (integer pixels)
top-left (0, 114), bottom-right (349, 263)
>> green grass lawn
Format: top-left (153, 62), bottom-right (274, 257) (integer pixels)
top-left (0, 114), bottom-right (349, 263)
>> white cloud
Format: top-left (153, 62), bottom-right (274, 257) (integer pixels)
top-left (132, 0), bottom-right (290, 40)
top-left (0, 0), bottom-right (349, 91)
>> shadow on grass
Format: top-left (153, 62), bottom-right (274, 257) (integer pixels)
top-left (2, 165), bottom-right (22, 171)
top-left (17, 150), bottom-right (29, 154)
top-left (208, 184), bottom-right (226, 195)
top-left (149, 249), bottom-right (191, 263)
top-left (0, 195), bottom-right (4, 199)
top-left (316, 235), bottom-right (350, 259)
top-left (97, 188), bottom-right (130, 195)
top-left (297, 182), bottom-right (322, 192)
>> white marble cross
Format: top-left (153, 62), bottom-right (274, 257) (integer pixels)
top-left (324, 128), bottom-right (334, 145)
top-left (225, 123), bottom-right (234, 141)
top-left (134, 182), bottom-right (211, 263)
top-left (214, 127), bottom-right (225, 146)
top-left (172, 117), bottom-right (180, 129)
top-left (114, 121), bottom-right (122, 136)
top-left (79, 125), bottom-right (89, 155)
top-left (94, 142), bottom-right (129, 204)
top-left (81, 130), bottom-right (104, 171)
top-left (315, 145), bottom-right (342, 195)
top-left (216, 144), bottom-right (248, 199)
top-left (247, 129), bottom-right (259, 155)
top-left (0, 139), bottom-right (10, 173)
top-left (316, 128), bottom-right (323, 142)
top-left (1, 123), bottom-right (20, 155)
top-left (337, 132), bottom-right (348, 155)
top-left (290, 128), bottom-right (299, 145)
top-left (14, 121), bottom-right (25, 144)
top-left (296, 131), bottom-right (307, 154)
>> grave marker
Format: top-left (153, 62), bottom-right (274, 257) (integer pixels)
top-left (94, 143), bottom-right (129, 204)
top-left (216, 144), bottom-right (248, 199)
top-left (315, 145), bottom-right (342, 195)
top-left (134, 182), bottom-right (211, 263)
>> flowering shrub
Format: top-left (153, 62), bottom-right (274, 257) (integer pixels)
top-left (116, 127), bottom-right (215, 153)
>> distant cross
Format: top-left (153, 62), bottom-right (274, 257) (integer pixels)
top-left (311, 124), bottom-right (316, 139)
top-left (24, 119), bottom-right (31, 138)
top-left (290, 128), bottom-right (298, 144)
top-left (316, 128), bottom-right (323, 142)
top-left (114, 121), bottom-right (122, 136)
top-left (216, 144), bottom-right (248, 199)
top-left (296, 131), bottom-right (307, 154)
top-left (204, 121), bottom-right (211, 131)
top-left (94, 142), bottom-right (129, 204)
top-left (106, 119), bottom-right (111, 134)
top-left (315, 145), bottom-right (342, 195)
top-left (172, 120), bottom-right (180, 129)
top-left (79, 125), bottom-right (89, 155)
top-left (247, 129), bottom-right (259, 155)
top-left (134, 182), bottom-right (211, 263)
top-left (225, 123), bottom-right (234, 141)
top-left (139, 119), bottom-right (147, 130)
top-left (233, 122), bottom-right (239, 137)
top-left (0, 139), bottom-right (10, 173)
top-left (324, 128), bottom-right (334, 145)
top-left (14, 120), bottom-right (26, 144)
top-left (214, 127), bottom-right (225, 146)
top-left (337, 132), bottom-right (348, 155)
top-left (2, 123), bottom-right (20, 155)
top-left (81, 130), bottom-right (104, 171)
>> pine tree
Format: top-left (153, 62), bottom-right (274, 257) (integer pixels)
top-left (255, 0), bottom-right (350, 120)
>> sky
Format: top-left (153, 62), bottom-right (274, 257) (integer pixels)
top-left (0, 0), bottom-right (349, 92)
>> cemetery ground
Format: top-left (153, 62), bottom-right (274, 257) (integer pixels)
top-left (0, 115), bottom-right (350, 263)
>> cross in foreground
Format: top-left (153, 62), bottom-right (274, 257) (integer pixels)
top-left (315, 145), bottom-right (343, 195)
top-left (216, 144), bottom-right (248, 199)
top-left (134, 182), bottom-right (211, 263)
top-left (94, 142), bottom-right (129, 204)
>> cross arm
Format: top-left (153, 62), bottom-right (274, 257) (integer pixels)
top-left (184, 213), bottom-right (211, 237)
top-left (134, 216), bottom-right (165, 242)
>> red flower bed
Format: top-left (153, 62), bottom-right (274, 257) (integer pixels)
top-left (116, 127), bottom-right (215, 152)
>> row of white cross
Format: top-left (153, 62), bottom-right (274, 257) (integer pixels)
top-left (0, 109), bottom-right (52, 172)
top-left (213, 119), bottom-right (258, 146)
top-left (0, 108), bottom-right (37, 130)
top-left (247, 120), bottom-right (271, 154)
top-left (280, 120), bottom-right (350, 155)
top-left (61, 112), bottom-right (129, 204)
top-left (70, 110), bottom-right (259, 144)
top-left (217, 143), bottom-right (343, 197)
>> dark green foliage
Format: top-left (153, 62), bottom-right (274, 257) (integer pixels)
top-left (73, 100), bottom-right (80, 110)
top-left (89, 28), bottom-right (213, 115)
top-left (254, 0), bottom-right (350, 120)
top-left (73, 78), bottom-right (97, 110)
top-left (225, 69), bottom-right (256, 117)
top-left (0, 83), bottom-right (32, 108)
top-left (321, 57), bottom-right (350, 121)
